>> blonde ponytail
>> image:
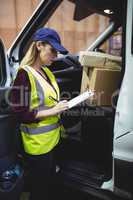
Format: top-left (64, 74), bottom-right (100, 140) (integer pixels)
top-left (20, 42), bottom-right (38, 68)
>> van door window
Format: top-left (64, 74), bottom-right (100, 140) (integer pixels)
top-left (0, 1), bottom-right (41, 49)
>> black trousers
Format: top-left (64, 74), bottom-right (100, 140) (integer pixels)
top-left (25, 149), bottom-right (56, 200)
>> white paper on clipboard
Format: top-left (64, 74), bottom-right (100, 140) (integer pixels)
top-left (68, 90), bottom-right (94, 109)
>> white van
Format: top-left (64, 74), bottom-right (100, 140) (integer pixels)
top-left (0, 0), bottom-right (133, 199)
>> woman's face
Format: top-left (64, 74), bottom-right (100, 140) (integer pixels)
top-left (38, 42), bottom-right (57, 65)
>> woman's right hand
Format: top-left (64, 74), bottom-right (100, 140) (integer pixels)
top-left (52, 100), bottom-right (69, 114)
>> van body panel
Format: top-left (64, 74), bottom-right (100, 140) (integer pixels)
top-left (113, 0), bottom-right (133, 194)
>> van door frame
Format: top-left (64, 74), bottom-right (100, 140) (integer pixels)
top-left (113, 0), bottom-right (133, 196)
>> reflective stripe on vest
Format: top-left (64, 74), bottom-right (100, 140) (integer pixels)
top-left (32, 75), bottom-right (50, 110)
top-left (23, 66), bottom-right (46, 109)
top-left (33, 75), bottom-right (45, 108)
top-left (20, 122), bottom-right (60, 135)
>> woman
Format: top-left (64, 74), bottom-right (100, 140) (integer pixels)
top-left (11, 28), bottom-right (69, 200)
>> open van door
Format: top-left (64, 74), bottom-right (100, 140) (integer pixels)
top-left (114, 0), bottom-right (133, 197)
top-left (0, 39), bottom-right (14, 167)
top-left (0, 39), bottom-right (23, 200)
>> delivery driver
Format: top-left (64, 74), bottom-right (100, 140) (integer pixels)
top-left (10, 28), bottom-right (69, 200)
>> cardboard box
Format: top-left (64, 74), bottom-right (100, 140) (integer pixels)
top-left (90, 68), bottom-right (120, 105)
top-left (80, 51), bottom-right (121, 106)
top-left (79, 51), bottom-right (121, 70)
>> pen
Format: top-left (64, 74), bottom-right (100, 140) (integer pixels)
top-left (49, 96), bottom-right (59, 103)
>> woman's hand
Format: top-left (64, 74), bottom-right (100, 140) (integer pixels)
top-left (35, 100), bottom-right (69, 119)
top-left (52, 100), bottom-right (69, 114)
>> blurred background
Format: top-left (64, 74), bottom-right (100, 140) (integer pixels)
top-left (0, 0), bottom-right (109, 53)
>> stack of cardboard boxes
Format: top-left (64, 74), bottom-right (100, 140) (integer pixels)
top-left (79, 51), bottom-right (121, 106)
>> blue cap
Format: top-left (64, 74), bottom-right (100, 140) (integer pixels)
top-left (33, 28), bottom-right (68, 55)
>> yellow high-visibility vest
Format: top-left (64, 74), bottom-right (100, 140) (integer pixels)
top-left (19, 65), bottom-right (61, 155)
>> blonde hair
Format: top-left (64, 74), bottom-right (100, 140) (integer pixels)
top-left (20, 42), bottom-right (38, 68)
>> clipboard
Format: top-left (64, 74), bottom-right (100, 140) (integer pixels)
top-left (68, 90), bottom-right (94, 109)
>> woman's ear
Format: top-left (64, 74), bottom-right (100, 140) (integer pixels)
top-left (36, 41), bottom-right (43, 51)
